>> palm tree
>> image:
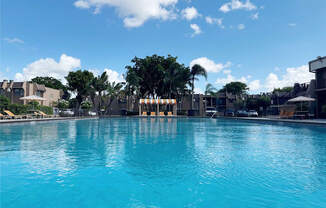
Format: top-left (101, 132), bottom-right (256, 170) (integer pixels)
top-left (190, 64), bottom-right (207, 109)
top-left (205, 83), bottom-right (217, 96)
top-left (91, 72), bottom-right (109, 115)
top-left (104, 81), bottom-right (124, 115)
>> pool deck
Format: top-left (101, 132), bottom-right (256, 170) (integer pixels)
top-left (220, 116), bottom-right (326, 126)
top-left (0, 116), bottom-right (99, 124)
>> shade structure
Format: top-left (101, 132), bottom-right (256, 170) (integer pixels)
top-left (139, 99), bottom-right (177, 105)
top-left (19, 95), bottom-right (47, 101)
top-left (287, 96), bottom-right (315, 103)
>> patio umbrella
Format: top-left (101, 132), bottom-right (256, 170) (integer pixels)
top-left (19, 95), bottom-right (47, 110)
top-left (287, 96), bottom-right (315, 111)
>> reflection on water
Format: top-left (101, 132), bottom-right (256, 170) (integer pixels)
top-left (1, 118), bottom-right (326, 208)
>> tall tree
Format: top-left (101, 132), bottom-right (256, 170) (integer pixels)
top-left (31, 76), bottom-right (70, 100)
top-left (65, 70), bottom-right (94, 115)
top-left (205, 83), bottom-right (217, 96)
top-left (221, 82), bottom-right (248, 95)
top-left (190, 64), bottom-right (207, 109)
top-left (125, 54), bottom-right (191, 98)
top-left (104, 82), bottom-right (124, 115)
top-left (91, 72), bottom-right (109, 115)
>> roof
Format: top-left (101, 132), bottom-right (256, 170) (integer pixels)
top-left (12, 82), bottom-right (24, 88)
top-left (35, 83), bottom-right (46, 91)
top-left (287, 96), bottom-right (315, 102)
top-left (309, 56), bottom-right (326, 73)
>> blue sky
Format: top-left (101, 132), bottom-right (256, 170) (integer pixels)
top-left (1, 0), bottom-right (326, 93)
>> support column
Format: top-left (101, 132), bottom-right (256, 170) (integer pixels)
top-left (139, 104), bottom-right (141, 116)
top-left (173, 104), bottom-right (177, 115)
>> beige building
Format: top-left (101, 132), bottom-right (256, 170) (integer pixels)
top-left (0, 80), bottom-right (63, 107)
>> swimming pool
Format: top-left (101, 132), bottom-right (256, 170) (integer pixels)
top-left (1, 118), bottom-right (326, 207)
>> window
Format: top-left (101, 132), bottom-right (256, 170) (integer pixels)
top-left (36, 90), bottom-right (43, 97)
top-left (13, 89), bottom-right (24, 96)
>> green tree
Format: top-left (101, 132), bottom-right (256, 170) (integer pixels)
top-left (91, 72), bottom-right (109, 115)
top-left (221, 82), bottom-right (248, 95)
top-left (0, 95), bottom-right (10, 111)
top-left (273, 86), bottom-right (293, 93)
top-left (190, 64), bottom-right (207, 109)
top-left (125, 54), bottom-right (191, 98)
top-left (65, 70), bottom-right (94, 115)
top-left (81, 101), bottom-right (92, 111)
top-left (104, 82), bottom-right (124, 115)
top-left (205, 83), bottom-right (217, 96)
top-left (31, 76), bottom-right (70, 100)
top-left (57, 100), bottom-right (69, 110)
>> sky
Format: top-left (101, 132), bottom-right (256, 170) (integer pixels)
top-left (1, 0), bottom-right (326, 94)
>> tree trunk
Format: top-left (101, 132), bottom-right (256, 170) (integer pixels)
top-left (191, 77), bottom-right (194, 110)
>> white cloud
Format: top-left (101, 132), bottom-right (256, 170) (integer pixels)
top-left (220, 0), bottom-right (257, 13)
top-left (215, 71), bottom-right (261, 92)
top-left (190, 24), bottom-right (202, 36)
top-left (4, 37), bottom-right (24, 44)
top-left (265, 65), bottom-right (314, 91)
top-left (74, 0), bottom-right (90, 9)
top-left (248, 79), bottom-right (260, 91)
top-left (288, 23), bottom-right (297, 27)
top-left (74, 0), bottom-right (178, 28)
top-left (237, 24), bottom-right (245, 30)
top-left (215, 74), bottom-right (247, 85)
top-left (194, 87), bottom-right (203, 94)
top-left (251, 12), bottom-right (259, 20)
top-left (181, 7), bottom-right (200, 20)
top-left (15, 54), bottom-right (81, 82)
top-left (223, 70), bottom-right (231, 74)
top-left (190, 57), bottom-right (231, 73)
top-left (205, 16), bottom-right (224, 28)
top-left (104, 68), bottom-right (125, 83)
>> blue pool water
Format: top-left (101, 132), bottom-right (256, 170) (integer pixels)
top-left (1, 118), bottom-right (326, 208)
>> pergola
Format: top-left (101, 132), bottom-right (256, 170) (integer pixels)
top-left (139, 99), bottom-right (177, 116)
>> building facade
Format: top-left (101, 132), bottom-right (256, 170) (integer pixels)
top-left (309, 56), bottom-right (326, 118)
top-left (0, 80), bottom-right (63, 107)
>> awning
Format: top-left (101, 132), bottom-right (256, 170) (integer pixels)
top-left (139, 99), bottom-right (176, 105)
top-left (19, 95), bottom-right (47, 101)
top-left (287, 96), bottom-right (315, 102)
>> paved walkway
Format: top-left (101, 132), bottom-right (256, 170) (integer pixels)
top-left (221, 116), bottom-right (326, 126)
top-left (0, 116), bottom-right (98, 124)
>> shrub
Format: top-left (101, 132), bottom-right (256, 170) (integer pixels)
top-left (0, 95), bottom-right (10, 111)
top-left (57, 100), bottom-right (69, 110)
top-left (7, 104), bottom-right (28, 115)
top-left (81, 101), bottom-right (92, 110)
top-left (39, 106), bottom-right (53, 115)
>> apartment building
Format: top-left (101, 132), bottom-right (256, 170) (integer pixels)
top-left (309, 56), bottom-right (326, 118)
top-left (0, 80), bottom-right (63, 107)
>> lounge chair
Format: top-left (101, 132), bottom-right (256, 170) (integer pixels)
top-left (150, 112), bottom-right (156, 116)
top-left (167, 112), bottom-right (173, 116)
top-left (4, 110), bottom-right (24, 119)
top-left (142, 112), bottom-right (147, 116)
top-left (159, 112), bottom-right (165, 116)
top-left (38, 111), bottom-right (53, 118)
top-left (0, 113), bottom-right (6, 120)
top-left (287, 111), bottom-right (295, 119)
